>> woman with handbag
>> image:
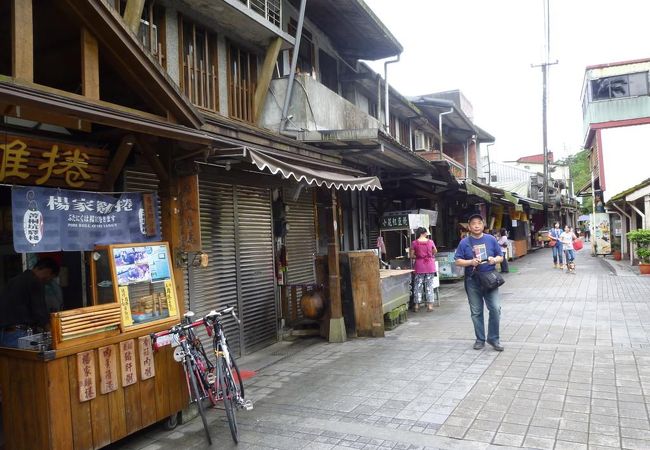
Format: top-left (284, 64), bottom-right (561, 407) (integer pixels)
top-left (548, 221), bottom-right (564, 269)
top-left (410, 227), bottom-right (438, 312)
top-left (454, 213), bottom-right (505, 352)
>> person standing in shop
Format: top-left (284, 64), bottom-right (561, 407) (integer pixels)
top-left (410, 227), bottom-right (437, 312)
top-left (455, 213), bottom-right (505, 351)
top-left (0, 258), bottom-right (60, 348)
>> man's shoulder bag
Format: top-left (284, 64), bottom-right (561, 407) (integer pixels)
top-left (474, 269), bottom-right (505, 291)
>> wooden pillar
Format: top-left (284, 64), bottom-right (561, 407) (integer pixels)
top-left (81, 28), bottom-right (100, 100)
top-left (12, 0), bottom-right (33, 81)
top-left (254, 37), bottom-right (283, 124)
top-left (645, 195), bottom-right (650, 230)
top-left (123, 0), bottom-right (146, 34)
top-left (158, 146), bottom-right (185, 316)
top-left (327, 188), bottom-right (346, 342)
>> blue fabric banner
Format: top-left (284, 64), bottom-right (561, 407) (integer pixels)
top-left (12, 186), bottom-right (161, 253)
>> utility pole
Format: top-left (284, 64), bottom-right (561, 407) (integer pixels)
top-left (532, 0), bottom-right (557, 226)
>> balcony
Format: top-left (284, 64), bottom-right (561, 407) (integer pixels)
top-left (583, 95), bottom-right (650, 134)
top-left (420, 150), bottom-right (466, 179)
top-left (260, 74), bottom-right (382, 144)
top-left (181, 0), bottom-right (294, 49)
top-left (238, 0), bottom-right (281, 27)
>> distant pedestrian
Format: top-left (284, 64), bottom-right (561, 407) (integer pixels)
top-left (560, 225), bottom-right (578, 273)
top-left (498, 228), bottom-right (509, 273)
top-left (584, 222), bottom-right (591, 242)
top-left (410, 227), bottom-right (437, 312)
top-left (548, 221), bottom-right (564, 269)
top-left (454, 213), bottom-right (504, 351)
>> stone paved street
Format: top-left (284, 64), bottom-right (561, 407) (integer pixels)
top-left (107, 248), bottom-right (650, 450)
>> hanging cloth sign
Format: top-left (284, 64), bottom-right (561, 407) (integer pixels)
top-left (12, 186), bottom-right (161, 253)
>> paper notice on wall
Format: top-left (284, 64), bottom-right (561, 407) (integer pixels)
top-left (164, 279), bottom-right (177, 317)
top-left (408, 214), bottom-right (429, 231)
top-left (118, 285), bottom-right (133, 326)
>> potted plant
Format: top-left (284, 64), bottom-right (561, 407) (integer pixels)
top-left (611, 241), bottom-right (622, 261)
top-left (627, 229), bottom-right (650, 274)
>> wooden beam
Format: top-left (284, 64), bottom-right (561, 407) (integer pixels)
top-left (3, 104), bottom-right (92, 132)
top-left (123, 0), bottom-right (146, 34)
top-left (253, 37), bottom-right (283, 124)
top-left (100, 135), bottom-right (136, 191)
top-left (136, 136), bottom-right (169, 183)
top-left (81, 28), bottom-right (100, 100)
top-left (12, 0), bottom-right (33, 82)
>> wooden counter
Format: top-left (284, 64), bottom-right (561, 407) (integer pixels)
top-left (0, 332), bottom-right (187, 450)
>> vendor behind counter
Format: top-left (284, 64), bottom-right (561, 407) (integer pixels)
top-left (0, 258), bottom-right (59, 348)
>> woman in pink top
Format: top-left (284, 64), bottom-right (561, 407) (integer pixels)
top-left (410, 227), bottom-right (438, 312)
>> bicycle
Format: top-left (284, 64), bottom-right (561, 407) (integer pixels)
top-left (151, 313), bottom-right (216, 445)
top-left (203, 305), bottom-right (253, 443)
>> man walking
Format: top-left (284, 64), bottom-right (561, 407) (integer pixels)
top-left (455, 213), bottom-right (505, 351)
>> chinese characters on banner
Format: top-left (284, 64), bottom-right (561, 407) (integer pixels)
top-left (138, 336), bottom-right (156, 380)
top-left (11, 185), bottom-right (160, 253)
top-left (119, 286), bottom-right (134, 327)
top-left (120, 340), bottom-right (138, 387)
top-left (98, 345), bottom-right (118, 394)
top-left (77, 350), bottom-right (97, 402)
top-left (380, 213), bottom-right (410, 230)
top-left (0, 134), bottom-right (108, 189)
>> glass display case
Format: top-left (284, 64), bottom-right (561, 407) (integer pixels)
top-left (90, 242), bottom-right (179, 329)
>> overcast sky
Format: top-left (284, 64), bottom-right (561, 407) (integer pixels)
top-left (364, 0), bottom-right (650, 163)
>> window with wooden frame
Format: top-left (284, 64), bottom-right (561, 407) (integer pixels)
top-left (288, 18), bottom-right (314, 76)
top-left (179, 17), bottom-right (219, 111)
top-left (106, 0), bottom-right (166, 66)
top-left (398, 120), bottom-right (410, 148)
top-left (227, 42), bottom-right (258, 123)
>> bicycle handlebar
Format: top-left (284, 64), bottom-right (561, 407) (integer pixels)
top-left (204, 305), bottom-right (240, 325)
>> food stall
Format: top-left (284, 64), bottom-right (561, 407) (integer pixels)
top-left (0, 185), bottom-right (187, 450)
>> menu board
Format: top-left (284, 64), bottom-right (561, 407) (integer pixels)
top-left (108, 243), bottom-right (178, 327)
top-left (113, 245), bottom-right (171, 286)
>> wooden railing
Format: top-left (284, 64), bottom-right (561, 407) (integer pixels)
top-left (228, 79), bottom-right (256, 123)
top-left (183, 55), bottom-right (218, 112)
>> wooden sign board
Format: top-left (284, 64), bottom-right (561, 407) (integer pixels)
top-left (178, 174), bottom-right (201, 252)
top-left (98, 344), bottom-right (118, 394)
top-left (77, 350), bottom-right (97, 402)
top-left (119, 339), bottom-right (138, 387)
top-left (138, 336), bottom-right (156, 380)
top-left (142, 193), bottom-right (157, 237)
top-left (0, 133), bottom-right (109, 189)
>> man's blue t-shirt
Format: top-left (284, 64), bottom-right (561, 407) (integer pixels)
top-left (454, 234), bottom-right (503, 276)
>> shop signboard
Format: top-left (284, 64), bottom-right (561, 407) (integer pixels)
top-left (380, 212), bottom-right (410, 230)
top-left (0, 133), bottom-right (109, 189)
top-left (592, 212), bottom-right (611, 255)
top-left (11, 185), bottom-right (161, 252)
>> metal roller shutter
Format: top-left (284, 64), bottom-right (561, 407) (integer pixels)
top-left (189, 179), bottom-right (242, 355)
top-left (236, 185), bottom-right (276, 354)
top-left (189, 174), bottom-right (276, 356)
top-left (283, 186), bottom-right (316, 285)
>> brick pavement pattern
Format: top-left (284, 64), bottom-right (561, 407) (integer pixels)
top-left (108, 248), bottom-right (650, 450)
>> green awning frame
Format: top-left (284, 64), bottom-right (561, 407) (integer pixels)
top-left (524, 200), bottom-right (544, 210)
top-left (465, 180), bottom-right (491, 202)
top-left (502, 192), bottom-right (519, 205)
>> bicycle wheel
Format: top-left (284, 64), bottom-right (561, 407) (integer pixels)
top-left (229, 354), bottom-right (245, 400)
top-left (219, 358), bottom-right (239, 443)
top-left (186, 358), bottom-right (212, 445)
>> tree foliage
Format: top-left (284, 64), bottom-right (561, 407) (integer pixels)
top-left (557, 149), bottom-right (592, 214)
